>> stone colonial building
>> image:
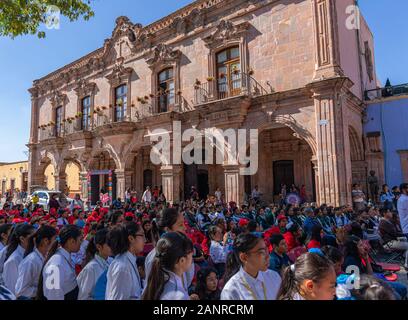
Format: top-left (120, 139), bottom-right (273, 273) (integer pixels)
top-left (28, 0), bottom-right (379, 206)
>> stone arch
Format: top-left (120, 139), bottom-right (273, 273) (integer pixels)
top-left (87, 144), bottom-right (121, 171)
top-left (349, 126), bottom-right (364, 161)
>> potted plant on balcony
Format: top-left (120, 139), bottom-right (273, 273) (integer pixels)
top-left (101, 106), bottom-right (107, 110)
top-left (248, 68), bottom-right (254, 76)
top-left (117, 98), bottom-right (123, 106)
top-left (177, 90), bottom-right (182, 96)
top-left (232, 66), bottom-right (240, 75)
top-left (207, 76), bottom-right (214, 82)
top-left (149, 93), bottom-right (155, 98)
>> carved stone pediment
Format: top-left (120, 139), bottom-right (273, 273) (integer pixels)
top-left (50, 91), bottom-right (68, 107)
top-left (204, 20), bottom-right (250, 49)
top-left (105, 64), bottom-right (134, 85)
top-left (145, 44), bottom-right (181, 69)
top-left (74, 79), bottom-right (97, 97)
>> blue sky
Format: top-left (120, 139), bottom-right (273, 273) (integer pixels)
top-left (0, 0), bottom-right (406, 162)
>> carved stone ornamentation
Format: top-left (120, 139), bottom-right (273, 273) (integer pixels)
top-left (74, 79), bottom-right (97, 98)
top-left (105, 64), bottom-right (134, 86)
top-left (203, 20), bottom-right (250, 49)
top-left (145, 44), bottom-right (181, 69)
top-left (50, 91), bottom-right (68, 108)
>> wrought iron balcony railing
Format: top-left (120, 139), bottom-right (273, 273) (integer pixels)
top-left (365, 83), bottom-right (408, 101)
top-left (193, 71), bottom-right (269, 105)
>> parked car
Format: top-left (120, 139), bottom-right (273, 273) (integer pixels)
top-left (28, 190), bottom-right (73, 210)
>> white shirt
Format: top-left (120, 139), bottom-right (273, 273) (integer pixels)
top-left (3, 245), bottom-right (25, 295)
top-left (42, 248), bottom-right (77, 300)
top-left (71, 239), bottom-right (89, 266)
top-left (210, 240), bottom-right (228, 264)
top-left (215, 191), bottom-right (222, 201)
top-left (15, 248), bottom-right (45, 298)
top-left (221, 267), bottom-right (281, 300)
top-left (0, 245), bottom-right (8, 286)
top-left (142, 190), bottom-right (152, 203)
top-left (397, 194), bottom-right (408, 234)
top-left (106, 251), bottom-right (142, 300)
top-left (145, 248), bottom-right (195, 290)
top-left (160, 271), bottom-right (190, 300)
top-left (77, 254), bottom-right (110, 300)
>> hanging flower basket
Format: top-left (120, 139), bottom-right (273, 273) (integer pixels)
top-left (207, 77), bottom-right (214, 82)
top-left (248, 68), bottom-right (254, 76)
top-left (195, 79), bottom-right (201, 86)
top-left (165, 89), bottom-right (170, 94)
top-left (149, 94), bottom-right (155, 98)
top-left (109, 104), bottom-right (113, 109)
top-left (177, 90), bottom-right (182, 95)
top-left (137, 97), bottom-right (142, 102)
top-left (101, 106), bottom-right (107, 110)
top-left (144, 95), bottom-right (149, 100)
top-left (233, 69), bottom-right (240, 75)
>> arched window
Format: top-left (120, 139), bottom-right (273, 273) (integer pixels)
top-left (115, 84), bottom-right (127, 122)
top-left (216, 46), bottom-right (241, 99)
top-left (158, 68), bottom-right (175, 113)
top-left (81, 96), bottom-right (91, 130)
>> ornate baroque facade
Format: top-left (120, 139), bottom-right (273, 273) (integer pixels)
top-left (28, 0), bottom-right (378, 206)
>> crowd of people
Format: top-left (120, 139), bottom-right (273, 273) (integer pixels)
top-left (0, 181), bottom-right (408, 301)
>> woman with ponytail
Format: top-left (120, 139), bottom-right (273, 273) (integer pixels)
top-left (142, 232), bottom-right (194, 300)
top-left (15, 226), bottom-right (57, 299)
top-left (105, 221), bottom-right (145, 300)
top-left (145, 208), bottom-right (195, 290)
top-left (3, 224), bottom-right (35, 294)
top-left (277, 252), bottom-right (336, 300)
top-left (221, 233), bottom-right (281, 300)
top-left (38, 225), bottom-right (82, 300)
top-left (77, 228), bottom-right (112, 300)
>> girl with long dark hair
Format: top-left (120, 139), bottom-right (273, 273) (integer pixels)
top-left (277, 252), bottom-right (336, 300)
top-left (221, 233), bottom-right (281, 300)
top-left (38, 225), bottom-right (82, 300)
top-left (15, 226), bottom-right (57, 299)
top-left (144, 208), bottom-right (195, 289)
top-left (193, 267), bottom-right (221, 300)
top-left (142, 232), bottom-right (194, 300)
top-left (77, 228), bottom-right (112, 300)
top-left (105, 222), bottom-right (145, 300)
top-left (3, 224), bottom-right (35, 294)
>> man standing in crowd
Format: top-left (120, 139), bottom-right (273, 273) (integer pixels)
top-left (397, 183), bottom-right (408, 237)
top-left (368, 170), bottom-right (379, 203)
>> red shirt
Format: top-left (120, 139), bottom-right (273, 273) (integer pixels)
top-left (283, 231), bottom-right (301, 252)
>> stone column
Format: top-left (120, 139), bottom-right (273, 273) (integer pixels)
top-left (114, 169), bottom-right (129, 201)
top-left (54, 173), bottom-right (67, 194)
top-left (79, 172), bottom-right (89, 202)
top-left (311, 156), bottom-right (320, 205)
top-left (161, 165), bottom-right (182, 204)
top-left (224, 165), bottom-right (245, 206)
top-left (309, 78), bottom-right (353, 206)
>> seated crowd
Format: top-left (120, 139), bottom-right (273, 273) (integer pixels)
top-left (0, 184), bottom-right (407, 301)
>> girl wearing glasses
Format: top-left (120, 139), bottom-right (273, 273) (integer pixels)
top-left (142, 232), bottom-right (194, 300)
top-left (105, 222), bottom-right (145, 300)
top-left (221, 233), bottom-right (281, 300)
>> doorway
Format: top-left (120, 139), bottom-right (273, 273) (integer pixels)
top-left (273, 160), bottom-right (295, 195)
top-left (197, 170), bottom-right (209, 200)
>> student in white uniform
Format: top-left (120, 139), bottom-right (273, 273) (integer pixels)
top-left (277, 252), bottom-right (337, 300)
top-left (145, 208), bottom-right (195, 290)
top-left (0, 224), bottom-right (13, 251)
top-left (0, 224), bottom-right (13, 286)
top-left (221, 233), bottom-right (282, 300)
top-left (142, 232), bottom-right (194, 300)
top-left (15, 225), bottom-right (57, 299)
top-left (3, 224), bottom-right (36, 295)
top-left (208, 226), bottom-right (228, 277)
top-left (105, 221), bottom-right (145, 300)
top-left (77, 228), bottom-right (112, 300)
top-left (38, 225), bottom-right (82, 300)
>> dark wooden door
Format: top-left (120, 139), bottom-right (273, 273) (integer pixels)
top-left (273, 160), bottom-right (294, 195)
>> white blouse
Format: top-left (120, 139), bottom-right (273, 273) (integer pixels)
top-left (210, 240), bottom-right (228, 264)
top-left (221, 267), bottom-right (281, 300)
top-left (160, 271), bottom-right (190, 300)
top-left (42, 248), bottom-right (77, 300)
top-left (0, 245), bottom-right (8, 286)
top-left (15, 248), bottom-right (45, 298)
top-left (106, 251), bottom-right (142, 300)
top-left (145, 248), bottom-right (195, 289)
top-left (77, 254), bottom-right (110, 300)
top-left (3, 245), bottom-right (25, 295)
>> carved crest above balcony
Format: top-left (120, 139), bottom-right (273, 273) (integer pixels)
top-left (145, 44), bottom-right (181, 69)
top-left (169, 8), bottom-right (206, 35)
top-left (204, 20), bottom-right (250, 49)
top-left (105, 64), bottom-right (134, 86)
top-left (50, 91), bottom-right (68, 108)
top-left (74, 79), bottom-right (97, 98)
